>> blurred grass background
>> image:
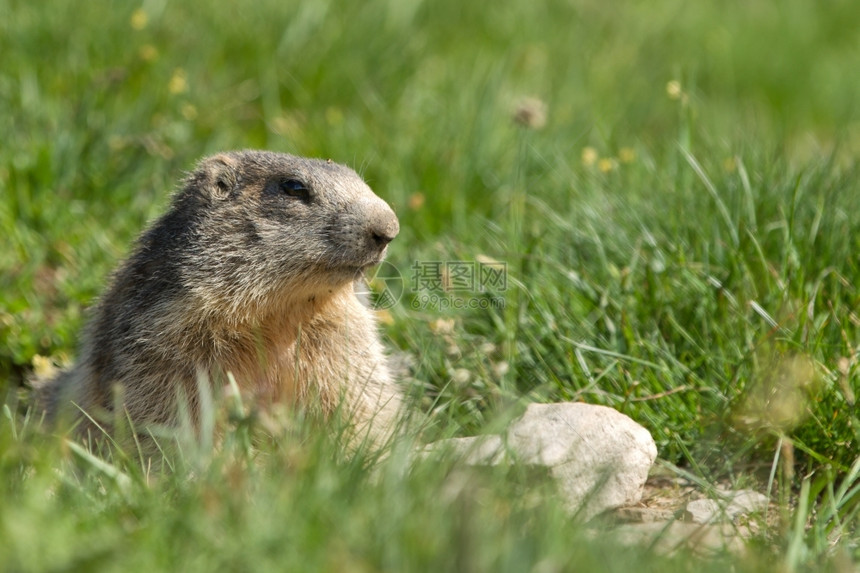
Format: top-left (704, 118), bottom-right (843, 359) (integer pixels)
top-left (2, 0), bottom-right (860, 569)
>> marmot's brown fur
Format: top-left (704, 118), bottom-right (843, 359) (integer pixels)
top-left (39, 150), bottom-right (402, 446)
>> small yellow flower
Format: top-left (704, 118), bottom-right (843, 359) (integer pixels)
top-left (130, 8), bottom-right (148, 30)
top-left (598, 158), bottom-right (617, 173)
top-left (581, 146), bottom-right (598, 167)
top-left (408, 192), bottom-right (425, 210)
top-left (139, 44), bottom-right (158, 62)
top-left (723, 157), bottom-right (737, 173)
top-left (181, 103), bottom-right (198, 121)
top-left (168, 68), bottom-right (188, 94)
top-left (32, 354), bottom-right (58, 378)
top-left (618, 147), bottom-right (636, 163)
top-left (666, 80), bottom-right (682, 100)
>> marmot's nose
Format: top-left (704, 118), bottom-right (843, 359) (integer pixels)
top-left (368, 203), bottom-right (400, 247)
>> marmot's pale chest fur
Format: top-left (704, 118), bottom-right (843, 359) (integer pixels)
top-left (40, 150), bottom-right (402, 445)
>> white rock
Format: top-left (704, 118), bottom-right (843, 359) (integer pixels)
top-left (726, 490), bottom-right (769, 516)
top-left (610, 521), bottom-right (747, 555)
top-left (685, 490), bottom-right (769, 524)
top-left (506, 402), bottom-right (657, 519)
top-left (684, 499), bottom-right (721, 524)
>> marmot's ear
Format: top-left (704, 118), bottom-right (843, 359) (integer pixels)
top-left (199, 154), bottom-right (239, 200)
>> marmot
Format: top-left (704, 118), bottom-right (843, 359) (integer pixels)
top-left (39, 150), bottom-right (403, 448)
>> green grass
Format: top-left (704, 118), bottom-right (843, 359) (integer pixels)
top-left (2, 0), bottom-right (860, 570)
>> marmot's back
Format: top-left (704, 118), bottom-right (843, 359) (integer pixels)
top-left (40, 151), bottom-right (402, 445)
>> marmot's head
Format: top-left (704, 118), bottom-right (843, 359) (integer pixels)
top-left (172, 150), bottom-right (399, 306)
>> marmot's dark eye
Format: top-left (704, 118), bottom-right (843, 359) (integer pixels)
top-left (280, 179), bottom-right (310, 200)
